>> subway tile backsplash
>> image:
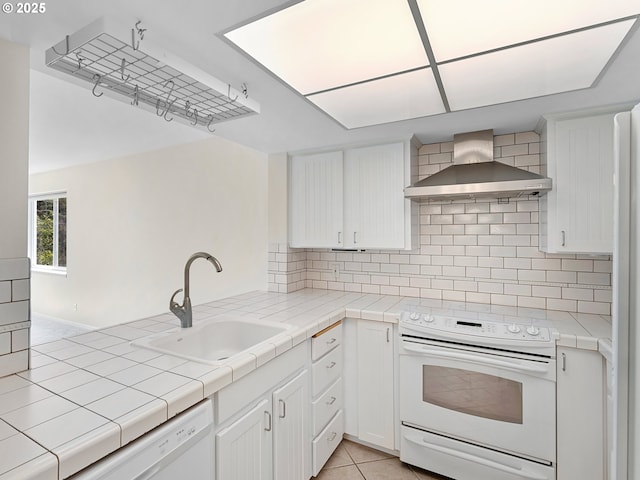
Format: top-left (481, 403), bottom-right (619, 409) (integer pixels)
top-left (0, 258), bottom-right (30, 377)
top-left (275, 131), bottom-right (612, 315)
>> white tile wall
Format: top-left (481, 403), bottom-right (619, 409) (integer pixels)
top-left (267, 243), bottom-right (307, 293)
top-left (291, 132), bottom-right (613, 315)
top-left (0, 258), bottom-right (30, 377)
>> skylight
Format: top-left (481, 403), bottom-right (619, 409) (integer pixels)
top-left (225, 0), bottom-right (639, 129)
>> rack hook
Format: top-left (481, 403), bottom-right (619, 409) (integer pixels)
top-left (156, 79), bottom-right (175, 116)
top-left (75, 51), bottom-right (85, 71)
top-left (51, 35), bottom-right (71, 57)
top-left (226, 84), bottom-right (239, 103)
top-left (206, 114), bottom-right (216, 133)
top-left (92, 74), bottom-right (104, 97)
top-left (51, 35), bottom-right (70, 56)
top-left (131, 20), bottom-right (147, 51)
top-left (163, 99), bottom-right (176, 122)
top-left (185, 101), bottom-right (199, 126)
top-left (120, 58), bottom-right (130, 82)
top-left (131, 84), bottom-right (139, 106)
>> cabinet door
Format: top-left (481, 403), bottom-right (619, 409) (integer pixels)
top-left (356, 320), bottom-right (394, 450)
top-left (545, 114), bottom-right (615, 253)
top-left (273, 370), bottom-right (308, 480)
top-left (556, 347), bottom-right (605, 480)
top-left (289, 151), bottom-right (343, 248)
top-left (344, 143), bottom-right (406, 248)
top-left (216, 398), bottom-right (273, 480)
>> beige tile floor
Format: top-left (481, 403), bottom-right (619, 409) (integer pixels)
top-left (317, 440), bottom-right (451, 480)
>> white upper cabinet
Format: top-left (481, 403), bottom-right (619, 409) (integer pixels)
top-left (539, 108), bottom-right (627, 254)
top-left (290, 151), bottom-right (344, 248)
top-left (344, 143), bottom-right (407, 249)
top-left (289, 140), bottom-right (416, 249)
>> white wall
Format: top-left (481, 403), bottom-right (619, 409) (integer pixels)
top-left (0, 38), bottom-right (29, 258)
top-left (30, 136), bottom-right (269, 328)
top-left (268, 152), bottom-right (288, 244)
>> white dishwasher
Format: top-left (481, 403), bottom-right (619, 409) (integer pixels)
top-left (70, 399), bottom-right (214, 480)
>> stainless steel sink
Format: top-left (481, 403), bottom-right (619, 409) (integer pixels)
top-left (131, 315), bottom-right (294, 365)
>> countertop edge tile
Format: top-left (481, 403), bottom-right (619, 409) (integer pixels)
top-left (55, 422), bottom-right (121, 479)
top-left (0, 452), bottom-right (58, 480)
top-left (163, 380), bottom-right (204, 419)
top-left (118, 398), bottom-right (167, 446)
top-left (200, 365), bottom-right (233, 398)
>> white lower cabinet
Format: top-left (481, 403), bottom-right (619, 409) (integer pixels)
top-left (556, 346), bottom-right (606, 480)
top-left (355, 319), bottom-right (395, 450)
top-left (216, 398), bottom-right (272, 480)
top-left (273, 371), bottom-right (308, 480)
top-left (214, 343), bottom-right (308, 480)
top-left (310, 321), bottom-right (344, 476)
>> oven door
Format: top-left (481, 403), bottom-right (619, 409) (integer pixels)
top-left (399, 338), bottom-right (556, 463)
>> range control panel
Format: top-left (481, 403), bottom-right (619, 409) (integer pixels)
top-left (401, 311), bottom-right (553, 343)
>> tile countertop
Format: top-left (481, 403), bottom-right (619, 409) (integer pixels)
top-left (0, 288), bottom-right (612, 480)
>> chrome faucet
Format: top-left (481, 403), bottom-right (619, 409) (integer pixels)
top-left (170, 252), bottom-right (223, 328)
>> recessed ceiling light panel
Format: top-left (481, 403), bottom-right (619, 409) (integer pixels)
top-left (306, 68), bottom-right (445, 129)
top-left (225, 0), bottom-right (429, 95)
top-left (439, 19), bottom-right (635, 111)
top-left (418, 0), bottom-right (640, 61)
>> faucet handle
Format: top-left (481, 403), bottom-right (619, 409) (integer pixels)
top-left (170, 288), bottom-right (184, 309)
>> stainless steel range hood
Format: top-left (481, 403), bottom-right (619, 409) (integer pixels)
top-left (404, 129), bottom-right (552, 200)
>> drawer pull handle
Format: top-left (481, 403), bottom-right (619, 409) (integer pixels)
top-left (328, 432), bottom-right (337, 442)
top-left (326, 361), bottom-right (336, 369)
top-left (326, 338), bottom-right (337, 345)
top-left (279, 399), bottom-right (286, 418)
top-left (326, 396), bottom-right (337, 406)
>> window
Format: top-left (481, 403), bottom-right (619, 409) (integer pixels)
top-left (28, 192), bottom-right (67, 273)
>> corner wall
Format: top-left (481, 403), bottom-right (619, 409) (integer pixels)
top-left (0, 38), bottom-right (30, 376)
top-left (30, 136), bottom-right (269, 328)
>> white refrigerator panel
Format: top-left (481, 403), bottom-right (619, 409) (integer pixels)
top-left (613, 104), bottom-right (640, 480)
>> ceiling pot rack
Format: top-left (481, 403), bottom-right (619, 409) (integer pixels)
top-left (45, 18), bottom-right (260, 134)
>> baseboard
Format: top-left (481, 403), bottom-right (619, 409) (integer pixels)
top-left (31, 312), bottom-right (98, 330)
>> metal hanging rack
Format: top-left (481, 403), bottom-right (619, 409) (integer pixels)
top-left (45, 18), bottom-right (260, 134)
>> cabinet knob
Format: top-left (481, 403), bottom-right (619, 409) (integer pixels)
top-left (279, 399), bottom-right (286, 419)
top-left (561, 230), bottom-right (566, 247)
top-left (326, 361), bottom-right (336, 369)
top-left (338, 231), bottom-right (342, 244)
top-left (326, 396), bottom-right (337, 406)
top-left (354, 231), bottom-right (358, 244)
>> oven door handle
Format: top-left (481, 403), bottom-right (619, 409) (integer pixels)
top-left (402, 343), bottom-right (550, 374)
top-left (407, 436), bottom-right (548, 480)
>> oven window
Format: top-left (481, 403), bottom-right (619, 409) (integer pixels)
top-left (422, 365), bottom-right (523, 424)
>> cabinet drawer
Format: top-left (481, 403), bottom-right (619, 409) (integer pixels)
top-left (312, 377), bottom-right (343, 436)
top-left (312, 410), bottom-right (344, 476)
top-left (312, 345), bottom-right (342, 397)
top-left (312, 321), bottom-right (342, 361)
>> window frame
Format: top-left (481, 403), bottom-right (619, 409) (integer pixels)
top-left (28, 191), bottom-right (67, 275)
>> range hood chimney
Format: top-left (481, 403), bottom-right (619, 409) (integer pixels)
top-left (404, 129), bottom-right (552, 200)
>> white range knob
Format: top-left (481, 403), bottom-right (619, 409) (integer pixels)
top-left (422, 314), bottom-right (434, 323)
top-left (409, 312), bottom-right (420, 320)
top-left (526, 326), bottom-right (540, 336)
top-left (507, 323), bottom-right (521, 334)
